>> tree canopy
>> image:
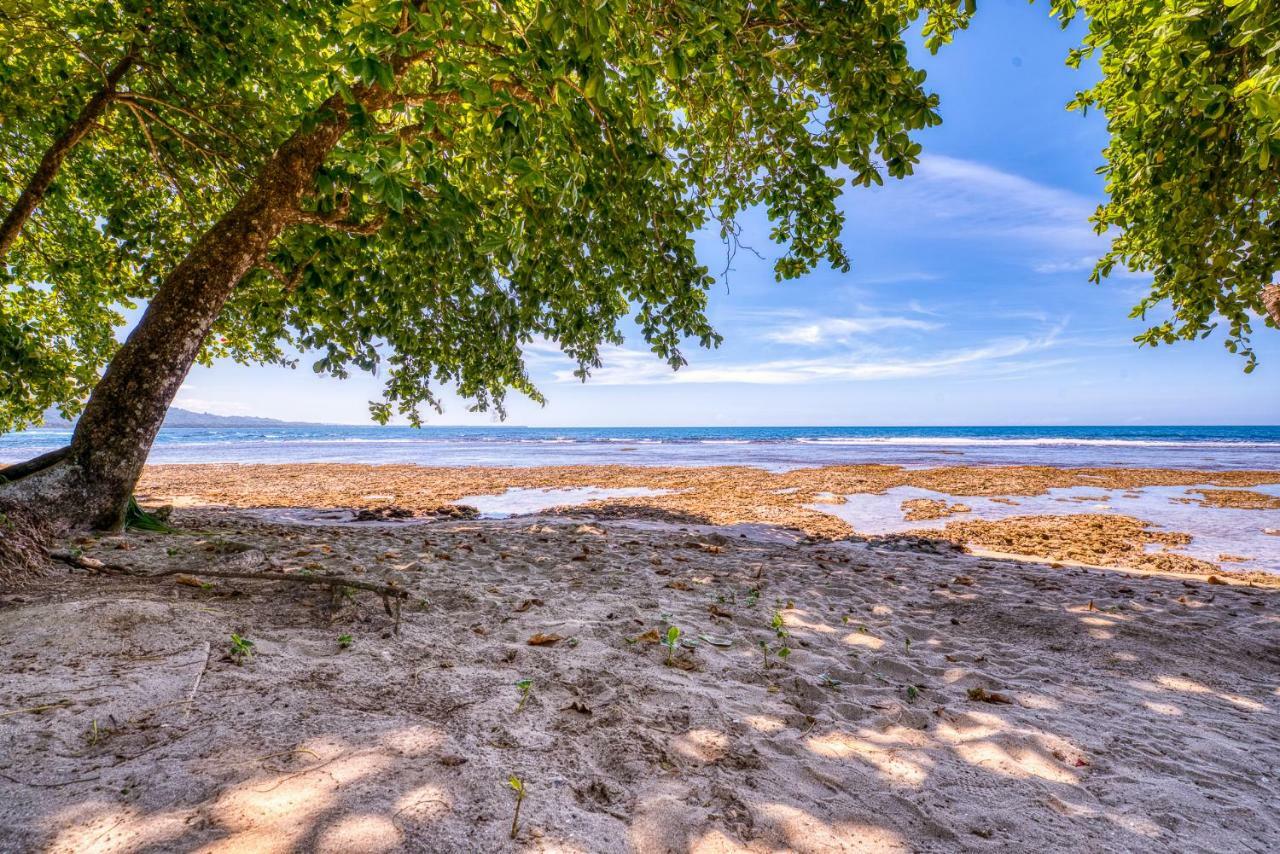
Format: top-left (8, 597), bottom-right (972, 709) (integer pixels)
top-left (1054, 0), bottom-right (1280, 369)
top-left (3, 0), bottom-right (1277, 449)
top-left (0, 0), bottom-right (975, 434)
top-left (0, 0), bottom-right (343, 428)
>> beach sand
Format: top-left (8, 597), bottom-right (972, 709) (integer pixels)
top-left (136, 463), bottom-right (1280, 580)
top-left (1, 464), bottom-right (1278, 852)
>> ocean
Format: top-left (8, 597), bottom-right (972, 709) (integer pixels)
top-left (3, 425), bottom-right (1279, 470)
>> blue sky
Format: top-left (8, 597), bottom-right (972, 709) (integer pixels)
top-left (175, 1), bottom-right (1280, 426)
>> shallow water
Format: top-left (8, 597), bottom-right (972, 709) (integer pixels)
top-left (452, 486), bottom-right (671, 518)
top-left (808, 484), bottom-right (1280, 572)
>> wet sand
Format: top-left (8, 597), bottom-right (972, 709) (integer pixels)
top-left (136, 463), bottom-right (1280, 582)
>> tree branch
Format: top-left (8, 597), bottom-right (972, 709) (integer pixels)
top-left (0, 446), bottom-right (71, 483)
top-left (0, 49), bottom-right (135, 260)
top-left (258, 252), bottom-right (318, 291)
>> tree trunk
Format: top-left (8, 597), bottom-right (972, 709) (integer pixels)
top-left (1263, 284), bottom-right (1280, 327)
top-left (0, 52), bottom-right (135, 261)
top-left (1, 102), bottom-right (351, 530)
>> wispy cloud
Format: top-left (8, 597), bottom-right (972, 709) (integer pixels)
top-left (849, 271), bottom-right (941, 285)
top-left (763, 314), bottom-right (940, 347)
top-left (1033, 256), bottom-right (1097, 274)
top-left (554, 324), bottom-right (1067, 386)
top-left (854, 155), bottom-right (1104, 256)
top-left (1032, 255), bottom-right (1147, 282)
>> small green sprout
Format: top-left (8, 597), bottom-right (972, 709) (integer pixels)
top-left (337, 633), bottom-right (353, 650)
top-left (760, 610), bottom-right (792, 669)
top-left (904, 636), bottom-right (912, 655)
top-left (228, 633), bottom-right (254, 664)
top-left (515, 678), bottom-right (533, 711)
top-left (906, 685), bottom-right (920, 703)
top-left (745, 588), bottom-right (760, 607)
top-left (507, 775), bottom-right (526, 839)
top-left (664, 626), bottom-right (681, 664)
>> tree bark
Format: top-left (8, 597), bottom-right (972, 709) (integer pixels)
top-left (1263, 284), bottom-right (1280, 327)
top-left (0, 446), bottom-right (70, 483)
top-left (0, 52), bottom-right (135, 261)
top-left (2, 100), bottom-right (352, 529)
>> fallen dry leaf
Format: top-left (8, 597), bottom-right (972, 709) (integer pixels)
top-left (967, 687), bottom-right (1013, 705)
top-left (666, 580), bottom-right (694, 591)
top-left (527, 633), bottom-right (563, 646)
top-left (174, 574), bottom-right (207, 588)
top-left (631, 629), bottom-right (662, 644)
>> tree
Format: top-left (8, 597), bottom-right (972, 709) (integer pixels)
top-left (1, 0), bottom-right (972, 531)
top-left (1053, 0), bottom-right (1280, 368)
top-left (0, 0), bottom-right (343, 429)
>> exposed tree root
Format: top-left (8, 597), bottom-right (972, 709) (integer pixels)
top-left (47, 550), bottom-right (416, 632)
top-left (0, 446), bottom-right (71, 483)
top-left (0, 500), bottom-right (53, 589)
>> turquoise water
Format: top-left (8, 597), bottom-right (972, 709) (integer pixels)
top-left (3, 425), bottom-right (1278, 470)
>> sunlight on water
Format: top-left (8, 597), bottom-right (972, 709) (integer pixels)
top-left (453, 486), bottom-right (671, 518)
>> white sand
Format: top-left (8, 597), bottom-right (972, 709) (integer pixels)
top-left (0, 510), bottom-right (1277, 852)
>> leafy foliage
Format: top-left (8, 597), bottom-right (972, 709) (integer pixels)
top-left (0, 0), bottom-right (344, 428)
top-left (1054, 0), bottom-right (1280, 368)
top-left (2, 0), bottom-right (972, 431)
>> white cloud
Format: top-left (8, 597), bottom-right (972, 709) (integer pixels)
top-left (1033, 255), bottom-right (1146, 280)
top-left (849, 272), bottom-right (941, 285)
top-left (1032, 256), bottom-right (1097, 274)
top-left (764, 314), bottom-right (940, 347)
top-left (555, 324), bottom-right (1067, 386)
top-left (855, 155), bottom-right (1105, 255)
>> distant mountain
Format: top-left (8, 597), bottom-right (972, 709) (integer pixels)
top-left (40, 407), bottom-right (327, 429)
top-left (160, 408), bottom-right (327, 428)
